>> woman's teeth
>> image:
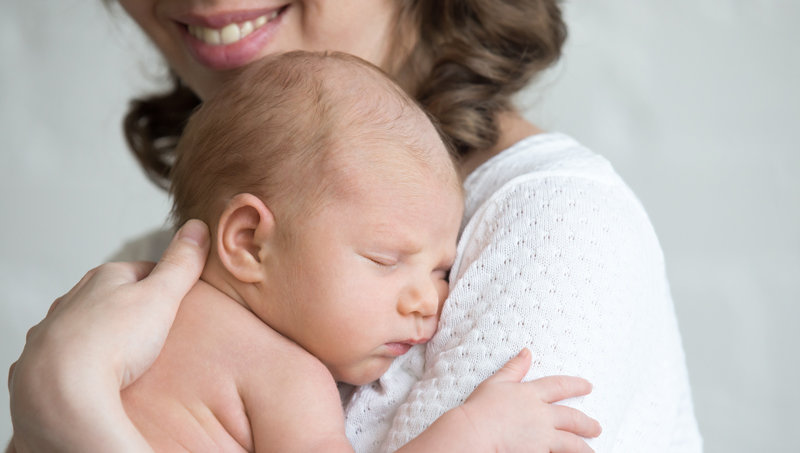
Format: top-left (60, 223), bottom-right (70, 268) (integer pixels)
top-left (187, 11), bottom-right (278, 45)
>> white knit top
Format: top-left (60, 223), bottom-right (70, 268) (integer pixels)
top-left (342, 133), bottom-right (702, 452)
top-left (113, 133), bottom-right (702, 452)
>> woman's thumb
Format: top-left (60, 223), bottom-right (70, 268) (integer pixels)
top-left (144, 219), bottom-right (210, 301)
top-left (491, 348), bottom-right (532, 383)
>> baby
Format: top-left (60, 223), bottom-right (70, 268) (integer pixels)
top-left (121, 51), bottom-right (599, 452)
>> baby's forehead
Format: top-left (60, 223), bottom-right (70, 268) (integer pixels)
top-left (319, 134), bottom-right (460, 200)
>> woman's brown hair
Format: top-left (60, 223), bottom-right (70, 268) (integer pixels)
top-left (123, 0), bottom-right (566, 189)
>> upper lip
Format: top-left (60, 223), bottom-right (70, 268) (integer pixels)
top-left (171, 6), bottom-right (284, 28)
top-left (401, 338), bottom-right (430, 345)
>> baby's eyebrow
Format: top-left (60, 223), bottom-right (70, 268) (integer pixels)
top-left (372, 224), bottom-right (422, 254)
top-left (392, 242), bottom-right (423, 257)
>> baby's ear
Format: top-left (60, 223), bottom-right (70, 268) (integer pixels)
top-left (216, 193), bottom-right (276, 283)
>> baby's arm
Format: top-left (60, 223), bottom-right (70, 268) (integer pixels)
top-left (398, 349), bottom-right (600, 453)
top-left (243, 342), bottom-right (353, 453)
top-left (246, 346), bottom-right (597, 453)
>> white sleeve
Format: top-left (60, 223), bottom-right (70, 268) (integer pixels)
top-left (378, 173), bottom-right (697, 452)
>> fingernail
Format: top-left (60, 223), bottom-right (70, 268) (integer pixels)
top-left (178, 219), bottom-right (209, 247)
top-left (518, 348), bottom-right (530, 358)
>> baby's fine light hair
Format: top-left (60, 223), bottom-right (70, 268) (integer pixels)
top-left (169, 51), bottom-right (455, 231)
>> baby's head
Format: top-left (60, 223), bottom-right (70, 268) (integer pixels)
top-left (170, 51), bottom-right (463, 385)
top-left (171, 50), bottom-right (459, 230)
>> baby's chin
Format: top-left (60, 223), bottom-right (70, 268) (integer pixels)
top-left (332, 358), bottom-right (393, 386)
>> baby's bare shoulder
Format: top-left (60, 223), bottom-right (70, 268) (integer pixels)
top-left (181, 285), bottom-right (344, 451)
top-left (124, 281), bottom-right (335, 451)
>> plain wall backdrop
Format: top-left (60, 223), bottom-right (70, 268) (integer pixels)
top-left (2, 1), bottom-right (798, 451)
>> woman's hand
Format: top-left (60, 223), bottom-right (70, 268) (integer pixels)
top-left (7, 220), bottom-right (210, 452)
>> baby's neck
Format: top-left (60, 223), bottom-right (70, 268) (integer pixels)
top-left (199, 259), bottom-right (256, 314)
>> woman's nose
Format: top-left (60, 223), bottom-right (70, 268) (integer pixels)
top-left (398, 278), bottom-right (439, 318)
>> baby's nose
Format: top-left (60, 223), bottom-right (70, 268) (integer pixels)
top-left (399, 278), bottom-right (439, 318)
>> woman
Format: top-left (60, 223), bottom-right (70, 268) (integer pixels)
top-left (8, 0), bottom-right (702, 451)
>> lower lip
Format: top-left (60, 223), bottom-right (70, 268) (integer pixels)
top-left (384, 343), bottom-right (412, 356)
top-left (180, 8), bottom-right (286, 71)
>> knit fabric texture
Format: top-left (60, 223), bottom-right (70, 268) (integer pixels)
top-left (343, 133), bottom-right (702, 452)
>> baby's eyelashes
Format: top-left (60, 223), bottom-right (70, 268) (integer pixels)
top-left (363, 254), bottom-right (399, 268)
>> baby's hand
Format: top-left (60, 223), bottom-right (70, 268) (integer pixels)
top-left (458, 348), bottom-right (601, 452)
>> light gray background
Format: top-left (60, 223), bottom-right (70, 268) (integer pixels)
top-left (2, 1), bottom-right (798, 451)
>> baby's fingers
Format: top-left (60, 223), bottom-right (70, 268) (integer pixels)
top-left (487, 348), bottom-right (533, 383)
top-left (553, 405), bottom-right (602, 438)
top-left (530, 375), bottom-right (593, 403)
top-left (551, 430), bottom-right (596, 453)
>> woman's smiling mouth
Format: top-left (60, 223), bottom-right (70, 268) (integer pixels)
top-left (186, 10), bottom-right (280, 45)
top-left (176, 6), bottom-right (289, 70)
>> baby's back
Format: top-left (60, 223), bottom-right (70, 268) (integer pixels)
top-left (121, 281), bottom-right (314, 452)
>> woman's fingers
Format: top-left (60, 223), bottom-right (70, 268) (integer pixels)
top-left (552, 405), bottom-right (602, 438)
top-left (45, 295), bottom-right (64, 316)
top-left (140, 219), bottom-right (209, 302)
top-left (24, 321), bottom-right (40, 345)
top-left (121, 261), bottom-right (158, 283)
top-left (7, 361), bottom-right (16, 393)
top-left (12, 219), bottom-right (210, 393)
top-left (9, 221), bottom-right (211, 452)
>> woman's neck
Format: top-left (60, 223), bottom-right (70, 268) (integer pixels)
top-left (457, 110), bottom-right (543, 179)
